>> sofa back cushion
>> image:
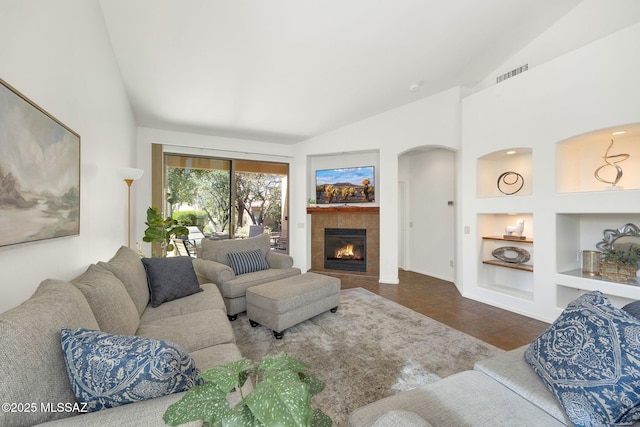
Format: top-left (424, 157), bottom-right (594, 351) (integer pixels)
top-left (0, 279), bottom-right (100, 426)
top-left (72, 264), bottom-right (140, 335)
top-left (201, 233), bottom-right (270, 267)
top-left (98, 246), bottom-right (149, 315)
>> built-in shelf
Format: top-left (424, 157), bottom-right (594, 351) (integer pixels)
top-left (482, 236), bottom-right (533, 243)
top-left (483, 260), bottom-right (533, 272)
top-left (482, 236), bottom-right (533, 272)
top-left (478, 214), bottom-right (535, 299)
top-left (555, 213), bottom-right (640, 309)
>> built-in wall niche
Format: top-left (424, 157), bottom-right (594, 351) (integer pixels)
top-left (556, 124), bottom-right (640, 193)
top-left (477, 148), bottom-right (532, 198)
top-left (555, 213), bottom-right (640, 307)
top-left (555, 213), bottom-right (640, 274)
top-left (478, 213), bottom-right (534, 300)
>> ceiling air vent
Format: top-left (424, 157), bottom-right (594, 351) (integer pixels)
top-left (496, 64), bottom-right (529, 83)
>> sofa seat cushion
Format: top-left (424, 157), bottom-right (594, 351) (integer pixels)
top-left (474, 346), bottom-right (570, 425)
top-left (349, 370), bottom-right (565, 427)
top-left (190, 343), bottom-right (244, 370)
top-left (141, 257), bottom-right (203, 307)
top-left (372, 410), bottom-right (433, 427)
top-left (72, 264), bottom-right (140, 335)
top-left (37, 391), bottom-right (202, 427)
top-left (0, 280), bottom-right (100, 427)
top-left (220, 267), bottom-right (302, 298)
top-left (61, 327), bottom-right (202, 412)
top-left (98, 246), bottom-right (150, 316)
top-left (201, 232), bottom-right (271, 266)
top-left (525, 291), bottom-right (640, 427)
top-left (140, 283), bottom-right (226, 323)
top-left (136, 308), bottom-right (234, 353)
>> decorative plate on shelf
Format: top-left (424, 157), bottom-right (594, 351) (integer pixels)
top-left (492, 246), bottom-right (531, 264)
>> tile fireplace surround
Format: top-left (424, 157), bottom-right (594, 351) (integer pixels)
top-left (307, 206), bottom-right (380, 284)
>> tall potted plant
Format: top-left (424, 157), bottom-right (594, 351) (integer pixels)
top-left (142, 206), bottom-right (189, 257)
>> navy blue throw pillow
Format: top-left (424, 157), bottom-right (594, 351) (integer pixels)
top-left (141, 257), bottom-right (202, 307)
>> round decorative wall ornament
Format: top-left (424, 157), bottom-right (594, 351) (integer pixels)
top-left (497, 171), bottom-right (524, 195)
top-left (492, 246), bottom-right (530, 264)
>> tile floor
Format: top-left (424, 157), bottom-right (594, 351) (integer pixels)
top-left (340, 269), bottom-right (550, 351)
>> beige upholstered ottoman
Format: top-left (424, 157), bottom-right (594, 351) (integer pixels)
top-left (246, 272), bottom-right (341, 339)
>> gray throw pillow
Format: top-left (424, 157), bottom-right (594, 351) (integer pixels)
top-left (141, 257), bottom-right (202, 307)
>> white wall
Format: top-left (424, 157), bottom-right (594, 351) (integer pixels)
top-left (292, 87), bottom-right (462, 284)
top-left (403, 149), bottom-right (456, 282)
top-left (474, 1), bottom-right (640, 92)
top-left (461, 23), bottom-right (640, 322)
top-left (0, 0), bottom-right (137, 313)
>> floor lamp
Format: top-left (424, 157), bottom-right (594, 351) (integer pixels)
top-left (117, 167), bottom-right (144, 248)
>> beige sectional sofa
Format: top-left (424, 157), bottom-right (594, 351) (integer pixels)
top-left (195, 233), bottom-right (301, 320)
top-left (0, 246), bottom-right (242, 427)
top-left (351, 291), bottom-right (640, 427)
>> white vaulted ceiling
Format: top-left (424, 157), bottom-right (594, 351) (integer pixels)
top-left (99, 0), bottom-right (583, 143)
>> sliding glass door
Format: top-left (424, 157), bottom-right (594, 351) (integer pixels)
top-left (163, 154), bottom-right (289, 251)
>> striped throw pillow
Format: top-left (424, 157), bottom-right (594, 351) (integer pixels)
top-left (227, 249), bottom-right (269, 275)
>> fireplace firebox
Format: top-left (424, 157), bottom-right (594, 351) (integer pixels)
top-left (324, 228), bottom-right (366, 272)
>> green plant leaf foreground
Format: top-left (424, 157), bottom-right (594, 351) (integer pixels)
top-left (257, 353), bottom-right (309, 375)
top-left (201, 359), bottom-right (255, 393)
top-left (163, 352), bottom-right (331, 427)
top-left (245, 370), bottom-right (312, 427)
top-left (163, 382), bottom-right (230, 426)
top-left (299, 373), bottom-right (326, 397)
top-left (312, 408), bottom-right (333, 427)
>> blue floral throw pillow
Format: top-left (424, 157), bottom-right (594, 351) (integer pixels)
top-left (525, 291), bottom-right (640, 427)
top-left (60, 327), bottom-right (202, 412)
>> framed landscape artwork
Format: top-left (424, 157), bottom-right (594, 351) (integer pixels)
top-left (315, 166), bottom-right (375, 204)
top-left (0, 78), bottom-right (80, 247)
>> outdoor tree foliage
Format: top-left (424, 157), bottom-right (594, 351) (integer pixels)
top-left (166, 167), bottom-right (282, 233)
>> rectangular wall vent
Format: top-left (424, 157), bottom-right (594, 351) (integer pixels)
top-left (496, 64), bottom-right (529, 83)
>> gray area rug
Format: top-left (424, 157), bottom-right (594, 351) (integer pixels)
top-left (231, 287), bottom-right (503, 426)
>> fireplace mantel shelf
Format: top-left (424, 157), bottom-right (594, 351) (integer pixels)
top-left (306, 206), bottom-right (379, 214)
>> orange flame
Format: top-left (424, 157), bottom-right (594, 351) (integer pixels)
top-left (335, 244), bottom-right (354, 258)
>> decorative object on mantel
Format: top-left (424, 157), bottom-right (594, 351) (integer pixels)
top-left (496, 171), bottom-right (524, 195)
top-left (595, 223), bottom-right (640, 283)
top-left (503, 219), bottom-right (525, 240)
top-left (491, 246), bottom-right (530, 264)
top-left (593, 138), bottom-right (629, 190)
top-left (0, 78), bottom-right (80, 247)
